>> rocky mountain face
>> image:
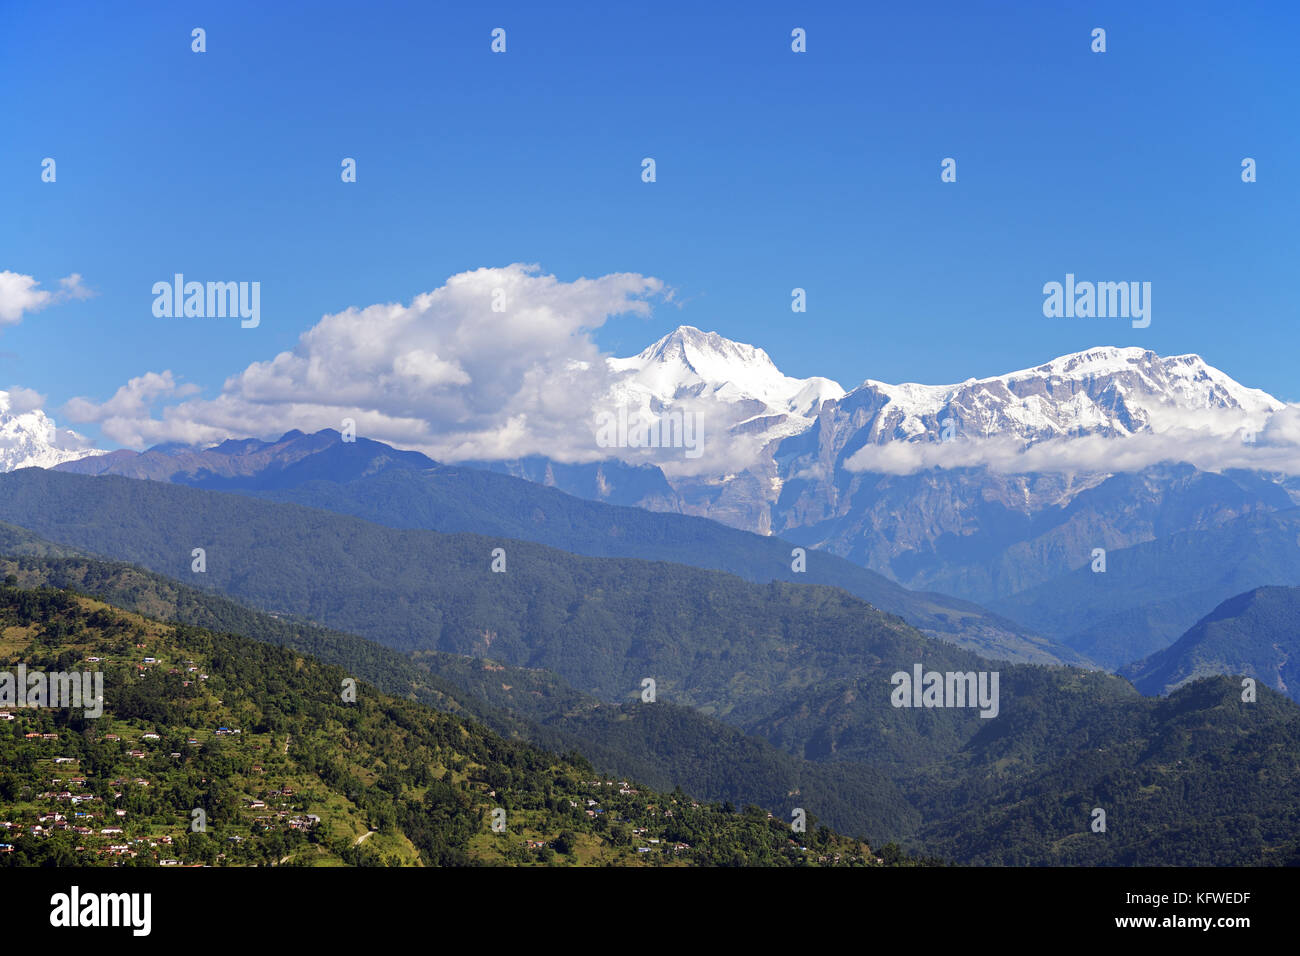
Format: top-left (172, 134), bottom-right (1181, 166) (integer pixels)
top-left (459, 326), bottom-right (845, 531)
top-left (768, 347), bottom-right (1291, 601)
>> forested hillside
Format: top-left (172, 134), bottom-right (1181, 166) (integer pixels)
top-left (0, 583), bottom-right (889, 866)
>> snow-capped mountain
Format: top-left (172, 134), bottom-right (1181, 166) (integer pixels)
top-left (828, 346), bottom-right (1281, 450)
top-left (0, 390), bottom-right (100, 471)
top-left (604, 334), bottom-right (1281, 474)
top-left (764, 346), bottom-right (1295, 607)
top-left (475, 331), bottom-right (1297, 540)
top-left (609, 325), bottom-right (844, 419)
top-left (606, 326), bottom-right (844, 450)
top-left (519, 332), bottom-right (1298, 607)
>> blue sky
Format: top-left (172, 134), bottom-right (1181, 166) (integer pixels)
top-left (3, 0), bottom-right (1297, 453)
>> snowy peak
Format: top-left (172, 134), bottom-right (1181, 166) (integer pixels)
top-left (609, 325), bottom-right (845, 415)
top-left (0, 389), bottom-right (100, 471)
top-left (1030, 345), bottom-right (1159, 378)
top-left (1014, 347), bottom-right (1275, 410)
top-left (628, 325), bottom-right (782, 382)
top-left (838, 346), bottom-right (1283, 448)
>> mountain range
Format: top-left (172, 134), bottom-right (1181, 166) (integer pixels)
top-left (2, 493), bottom-right (1298, 864)
top-left (34, 328), bottom-right (1300, 674)
top-left (49, 428), bottom-right (1073, 665)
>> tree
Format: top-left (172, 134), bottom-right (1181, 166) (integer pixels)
top-left (552, 829), bottom-right (578, 855)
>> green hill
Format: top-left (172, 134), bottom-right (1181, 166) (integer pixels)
top-left (1123, 586), bottom-right (1300, 702)
top-left (0, 582), bottom-right (886, 867)
top-left (990, 509), bottom-right (1300, 669)
top-left (0, 544), bottom-right (919, 843)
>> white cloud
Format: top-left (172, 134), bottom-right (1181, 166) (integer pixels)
top-left (63, 371), bottom-right (202, 448)
top-left (0, 272), bottom-right (52, 324)
top-left (57, 273), bottom-right (94, 302)
top-left (0, 271), bottom-right (95, 325)
top-left (844, 409), bottom-right (1300, 477)
top-left (64, 264), bottom-right (671, 457)
top-left (2, 386), bottom-right (47, 415)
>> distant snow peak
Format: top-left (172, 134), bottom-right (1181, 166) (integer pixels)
top-left (844, 345), bottom-right (1282, 450)
top-left (0, 389), bottom-right (101, 471)
top-left (609, 324), bottom-right (845, 420)
top-left (827, 346), bottom-right (1292, 478)
top-left (599, 326), bottom-right (846, 477)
